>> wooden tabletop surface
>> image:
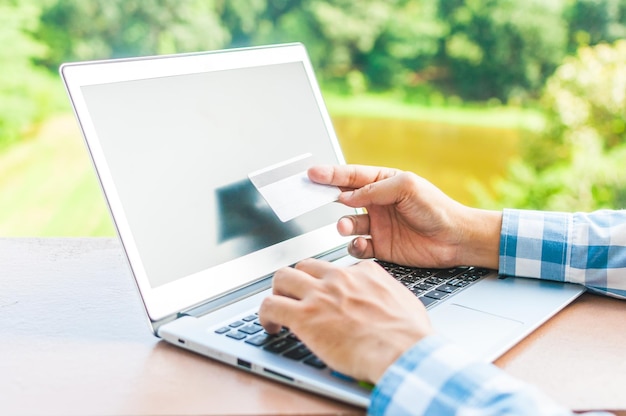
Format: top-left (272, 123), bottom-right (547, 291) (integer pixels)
top-left (1, 238), bottom-right (625, 415)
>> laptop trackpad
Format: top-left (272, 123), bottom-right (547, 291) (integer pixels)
top-left (429, 303), bottom-right (523, 358)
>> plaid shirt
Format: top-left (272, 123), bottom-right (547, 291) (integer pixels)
top-left (369, 209), bottom-right (624, 415)
top-left (500, 209), bottom-right (626, 299)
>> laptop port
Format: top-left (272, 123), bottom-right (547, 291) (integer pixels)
top-left (263, 368), bottom-right (294, 382)
top-left (237, 358), bottom-right (252, 370)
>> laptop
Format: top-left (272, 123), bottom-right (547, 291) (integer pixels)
top-left (60, 43), bottom-right (585, 407)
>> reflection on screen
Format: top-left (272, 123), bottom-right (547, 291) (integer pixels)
top-left (81, 62), bottom-right (352, 287)
top-left (215, 178), bottom-right (301, 251)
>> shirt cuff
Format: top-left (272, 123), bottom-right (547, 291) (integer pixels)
top-left (369, 334), bottom-right (492, 415)
top-left (368, 334), bottom-right (574, 416)
top-left (499, 208), bottom-right (570, 281)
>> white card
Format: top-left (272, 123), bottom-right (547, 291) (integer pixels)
top-left (248, 153), bottom-right (341, 222)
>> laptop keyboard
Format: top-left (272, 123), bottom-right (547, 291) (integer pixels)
top-left (375, 260), bottom-right (491, 308)
top-left (214, 313), bottom-right (329, 370)
top-left (213, 262), bottom-right (491, 376)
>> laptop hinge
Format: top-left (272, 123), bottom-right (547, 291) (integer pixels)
top-left (180, 274), bottom-right (273, 318)
top-left (316, 244), bottom-right (349, 263)
top-left (177, 243), bottom-right (350, 319)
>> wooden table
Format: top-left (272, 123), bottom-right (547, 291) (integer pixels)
top-left (2, 238), bottom-right (625, 415)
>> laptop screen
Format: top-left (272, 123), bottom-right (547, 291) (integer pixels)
top-left (80, 61), bottom-right (352, 289)
top-left (63, 44), bottom-right (355, 321)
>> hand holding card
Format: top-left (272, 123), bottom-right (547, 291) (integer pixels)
top-left (248, 153), bottom-right (341, 222)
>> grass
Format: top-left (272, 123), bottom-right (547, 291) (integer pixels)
top-left (0, 113), bottom-right (115, 236)
top-left (0, 92), bottom-right (534, 236)
top-left (323, 91), bottom-right (545, 130)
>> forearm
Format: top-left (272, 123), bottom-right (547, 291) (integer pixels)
top-left (457, 207), bottom-right (502, 270)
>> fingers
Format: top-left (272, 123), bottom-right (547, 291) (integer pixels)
top-left (308, 165), bottom-right (399, 190)
top-left (272, 266), bottom-right (319, 299)
top-left (348, 237), bottom-right (375, 259)
top-left (261, 259), bottom-right (328, 334)
top-left (310, 165), bottom-right (420, 210)
top-left (337, 214), bottom-right (370, 236)
top-left (343, 171), bottom-right (419, 208)
top-left (337, 215), bottom-right (376, 258)
top-left (259, 295), bottom-right (299, 334)
top-left (294, 257), bottom-right (339, 277)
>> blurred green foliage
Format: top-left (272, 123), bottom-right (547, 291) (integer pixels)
top-left (566, 0), bottom-right (626, 49)
top-left (36, 0), bottom-right (232, 65)
top-left (31, 0), bottom-right (626, 102)
top-left (476, 40), bottom-right (626, 211)
top-left (0, 0), bottom-right (59, 148)
top-left (2, 0), bottom-right (626, 213)
top-left (437, 0), bottom-right (568, 102)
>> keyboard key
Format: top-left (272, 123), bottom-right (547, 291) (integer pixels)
top-left (283, 344), bottom-right (311, 360)
top-left (425, 277), bottom-right (447, 285)
top-left (434, 267), bottom-right (466, 278)
top-left (242, 315), bottom-right (257, 322)
top-left (448, 278), bottom-right (470, 287)
top-left (377, 262), bottom-right (486, 305)
top-left (401, 275), bottom-right (419, 284)
top-left (410, 287), bottom-right (424, 296)
top-left (415, 283), bottom-right (434, 291)
top-left (395, 266), bottom-right (414, 274)
top-left (245, 332), bottom-right (275, 346)
top-left (264, 337), bottom-right (298, 354)
top-left (214, 326), bottom-right (230, 334)
top-left (410, 269), bottom-right (433, 279)
top-left (239, 324), bottom-right (263, 335)
top-left (437, 284), bottom-right (459, 293)
top-left (424, 290), bottom-right (448, 300)
top-left (388, 270), bottom-right (406, 279)
top-left (229, 320), bottom-right (244, 328)
top-left (463, 273), bottom-right (482, 281)
top-left (303, 355), bottom-right (326, 369)
top-left (419, 296), bottom-right (438, 307)
top-left (226, 331), bottom-right (247, 340)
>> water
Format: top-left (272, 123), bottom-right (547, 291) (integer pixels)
top-left (332, 116), bottom-right (520, 206)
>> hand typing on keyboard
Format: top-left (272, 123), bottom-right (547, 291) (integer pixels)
top-left (259, 257), bottom-right (433, 384)
top-left (259, 164), bottom-right (502, 384)
top-left (259, 164), bottom-right (606, 416)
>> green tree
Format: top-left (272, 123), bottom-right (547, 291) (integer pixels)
top-left (477, 40), bottom-right (626, 211)
top-left (253, 0), bottom-right (445, 92)
top-left (35, 0), bottom-right (626, 108)
top-left (565, 0), bottom-right (626, 51)
top-left (0, 0), bottom-right (56, 147)
top-left (437, 0), bottom-right (568, 102)
top-left (37, 0), bottom-right (446, 94)
top-left (37, 0), bottom-right (231, 68)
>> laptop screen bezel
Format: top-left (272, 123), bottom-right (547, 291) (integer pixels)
top-left (60, 43), bottom-right (353, 324)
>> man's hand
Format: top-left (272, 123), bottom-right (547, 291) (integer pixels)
top-left (309, 165), bottom-right (502, 269)
top-left (259, 258), bottom-right (433, 384)
top-left (259, 164), bottom-right (502, 384)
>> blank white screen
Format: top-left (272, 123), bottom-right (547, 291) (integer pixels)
top-left (82, 62), bottom-right (351, 287)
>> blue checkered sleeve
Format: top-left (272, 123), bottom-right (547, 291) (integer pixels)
top-left (367, 209), bottom-right (626, 416)
top-left (499, 209), bottom-right (626, 299)
top-left (369, 335), bottom-right (612, 416)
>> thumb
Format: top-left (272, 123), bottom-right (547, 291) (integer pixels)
top-left (340, 174), bottom-right (407, 208)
